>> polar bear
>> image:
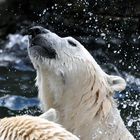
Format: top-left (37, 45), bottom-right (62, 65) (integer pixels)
top-left (0, 108), bottom-right (79, 140)
top-left (27, 26), bottom-right (135, 140)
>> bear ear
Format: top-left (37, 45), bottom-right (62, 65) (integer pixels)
top-left (39, 108), bottom-right (58, 122)
top-left (107, 75), bottom-right (126, 92)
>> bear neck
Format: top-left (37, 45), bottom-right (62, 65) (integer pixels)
top-left (36, 67), bottom-right (125, 138)
top-left (36, 63), bottom-right (134, 140)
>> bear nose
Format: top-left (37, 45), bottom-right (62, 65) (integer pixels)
top-left (28, 26), bottom-right (50, 37)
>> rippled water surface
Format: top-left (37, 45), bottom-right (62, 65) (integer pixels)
top-left (0, 34), bottom-right (139, 139)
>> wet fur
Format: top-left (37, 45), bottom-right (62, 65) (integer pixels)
top-left (28, 27), bottom-right (135, 140)
top-left (0, 110), bottom-right (79, 140)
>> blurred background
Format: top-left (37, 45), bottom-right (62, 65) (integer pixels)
top-left (0, 0), bottom-right (139, 139)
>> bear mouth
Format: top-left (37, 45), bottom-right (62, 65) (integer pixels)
top-left (28, 35), bottom-right (57, 59)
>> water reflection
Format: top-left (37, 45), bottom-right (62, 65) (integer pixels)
top-left (0, 95), bottom-right (40, 110)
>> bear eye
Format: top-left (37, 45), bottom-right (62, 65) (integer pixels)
top-left (68, 40), bottom-right (77, 47)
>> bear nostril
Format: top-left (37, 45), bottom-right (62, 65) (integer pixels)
top-left (28, 27), bottom-right (41, 37)
top-left (28, 26), bottom-right (50, 37)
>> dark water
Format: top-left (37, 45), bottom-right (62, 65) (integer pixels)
top-left (0, 35), bottom-right (41, 117)
top-left (0, 34), bottom-right (139, 139)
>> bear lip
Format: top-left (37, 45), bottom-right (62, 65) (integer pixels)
top-left (28, 35), bottom-right (57, 59)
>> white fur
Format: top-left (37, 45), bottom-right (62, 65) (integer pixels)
top-left (0, 109), bottom-right (79, 140)
top-left (39, 108), bottom-right (59, 122)
top-left (28, 30), bottom-right (135, 140)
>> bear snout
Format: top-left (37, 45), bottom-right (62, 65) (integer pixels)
top-left (28, 29), bottom-right (57, 59)
top-left (28, 26), bottom-right (50, 38)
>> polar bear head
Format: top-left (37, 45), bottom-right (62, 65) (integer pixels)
top-left (28, 26), bottom-right (126, 118)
